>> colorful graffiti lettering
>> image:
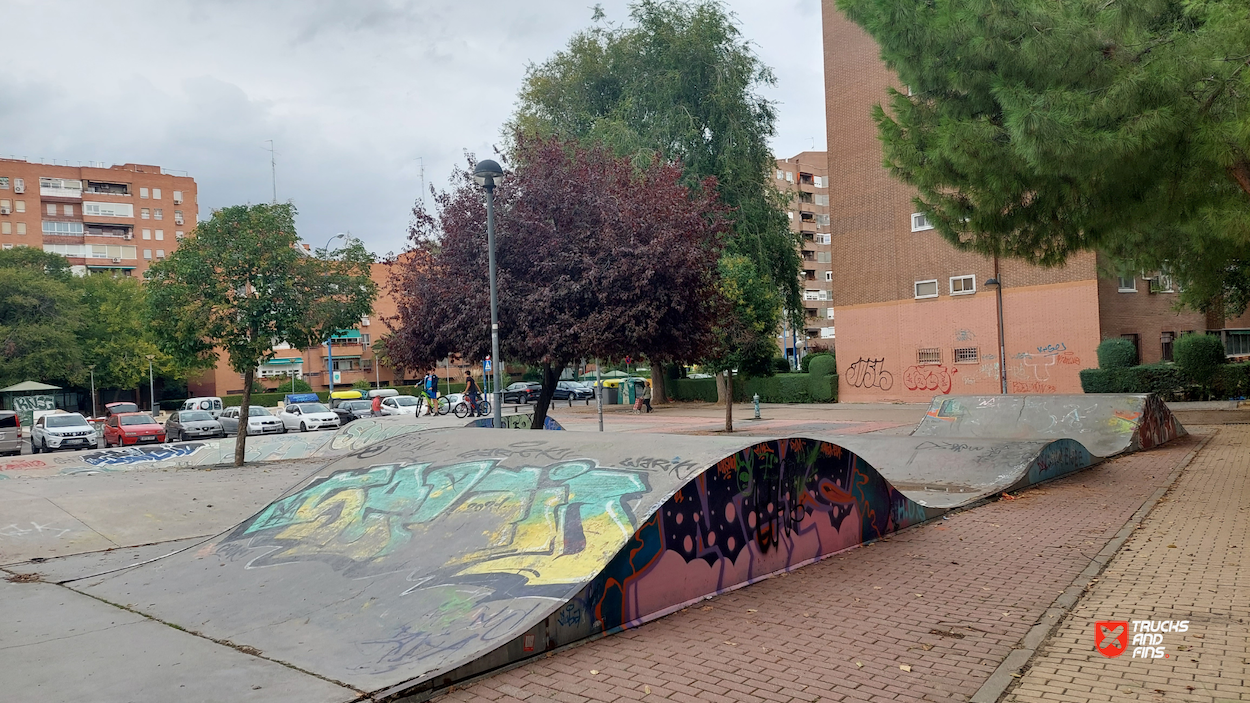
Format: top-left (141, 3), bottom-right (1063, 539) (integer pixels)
top-left (1012, 381), bottom-right (1058, 394)
top-left (904, 365), bottom-right (958, 394)
top-left (1027, 439), bottom-right (1094, 484)
top-left (80, 443), bottom-right (206, 467)
top-left (228, 459), bottom-right (649, 587)
top-left (0, 459), bottom-right (51, 473)
top-left (845, 358), bottom-right (894, 391)
top-left (1037, 342), bottom-right (1068, 354)
top-left (329, 421), bottom-right (426, 452)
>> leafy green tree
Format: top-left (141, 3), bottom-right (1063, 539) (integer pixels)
top-left (0, 251), bottom-right (83, 388)
top-left (702, 255), bottom-right (781, 431)
top-left (837, 0), bottom-right (1250, 314)
top-left (514, 0), bottom-right (800, 404)
top-left (147, 204), bottom-right (377, 466)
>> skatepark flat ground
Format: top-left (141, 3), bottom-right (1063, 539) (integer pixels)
top-left (0, 401), bottom-right (1237, 703)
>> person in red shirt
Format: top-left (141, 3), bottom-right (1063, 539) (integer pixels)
top-left (371, 394), bottom-right (383, 417)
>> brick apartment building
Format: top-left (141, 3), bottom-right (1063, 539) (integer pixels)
top-left (820, 3), bottom-right (1244, 402)
top-left (0, 158), bottom-right (197, 278)
top-left (774, 152), bottom-right (834, 362)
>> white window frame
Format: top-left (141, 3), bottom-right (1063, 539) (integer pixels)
top-left (914, 279), bottom-right (939, 299)
top-left (140, 187), bottom-right (149, 199)
top-left (824, 271), bottom-right (833, 282)
top-left (950, 275), bottom-right (976, 296)
top-left (826, 307), bottom-right (835, 320)
top-left (911, 212), bottom-right (934, 232)
top-left (1118, 276), bottom-right (1138, 293)
top-left (153, 188), bottom-right (161, 199)
top-left (47, 203), bottom-right (57, 216)
top-left (953, 347), bottom-right (980, 364)
top-left (155, 229), bottom-right (164, 240)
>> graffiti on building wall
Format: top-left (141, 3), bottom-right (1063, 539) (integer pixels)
top-left (845, 358), bottom-right (894, 391)
top-left (223, 458), bottom-right (649, 587)
top-left (904, 365), bottom-right (959, 394)
top-left (1012, 381), bottom-right (1058, 394)
top-left (583, 438), bottom-right (931, 632)
top-left (1037, 342), bottom-right (1068, 354)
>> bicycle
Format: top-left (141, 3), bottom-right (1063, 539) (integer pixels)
top-left (436, 396), bottom-right (451, 415)
top-left (453, 397), bottom-right (491, 419)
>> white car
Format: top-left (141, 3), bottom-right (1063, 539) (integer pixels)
top-left (220, 406), bottom-right (285, 436)
top-left (277, 402), bottom-right (341, 432)
top-left (31, 412), bottom-right (97, 453)
top-left (380, 395), bottom-right (423, 416)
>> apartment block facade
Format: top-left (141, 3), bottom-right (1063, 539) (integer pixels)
top-left (775, 152), bottom-right (835, 360)
top-left (0, 158), bottom-right (197, 278)
top-left (821, 3), bottom-right (1232, 402)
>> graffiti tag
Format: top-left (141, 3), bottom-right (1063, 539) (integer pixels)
top-left (80, 444), bottom-right (205, 467)
top-left (845, 358), bottom-right (894, 391)
top-left (904, 366), bottom-right (958, 394)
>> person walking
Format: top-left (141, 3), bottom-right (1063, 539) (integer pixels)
top-left (633, 381), bottom-right (646, 414)
top-left (423, 372), bottom-right (439, 416)
top-left (371, 393), bottom-right (383, 417)
top-left (642, 382), bottom-right (653, 413)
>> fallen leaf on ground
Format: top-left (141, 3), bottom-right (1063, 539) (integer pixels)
top-left (747, 608), bottom-right (757, 613)
top-left (724, 641), bottom-right (737, 646)
top-left (590, 670), bottom-right (599, 675)
top-left (644, 685), bottom-right (651, 695)
top-left (900, 664), bottom-right (912, 672)
top-left (855, 662), bottom-right (863, 668)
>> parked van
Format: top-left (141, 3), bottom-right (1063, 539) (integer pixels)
top-left (181, 397), bottom-right (224, 419)
top-left (0, 411), bottom-right (20, 457)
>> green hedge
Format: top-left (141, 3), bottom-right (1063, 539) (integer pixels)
top-left (668, 372), bottom-right (840, 404)
top-left (1079, 364), bottom-right (1185, 396)
top-left (1097, 338), bottom-right (1139, 369)
top-left (1219, 363), bottom-right (1250, 398)
top-left (801, 352), bottom-right (834, 374)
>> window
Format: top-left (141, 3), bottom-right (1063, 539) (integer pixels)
top-left (143, 229), bottom-right (151, 240)
top-left (173, 190), bottom-right (183, 204)
top-left (63, 204), bottom-right (73, 216)
top-left (1161, 332), bottom-right (1175, 362)
top-left (1227, 331), bottom-right (1250, 357)
top-left (156, 249), bottom-right (165, 259)
top-left (1149, 275), bottom-right (1174, 293)
top-left (155, 229), bottom-right (163, 240)
top-left (826, 308), bottom-right (835, 320)
top-left (914, 280), bottom-right (939, 299)
top-left (140, 187), bottom-right (149, 199)
top-left (361, 316), bottom-right (370, 326)
top-left (15, 223), bottom-right (25, 235)
top-left (174, 210), bottom-right (183, 224)
top-left (1, 222), bottom-right (9, 235)
top-left (141, 208), bottom-right (150, 219)
top-left (954, 347), bottom-right (980, 364)
top-left (47, 203), bottom-right (57, 215)
top-left (950, 275), bottom-right (976, 295)
top-left (154, 208), bottom-right (163, 220)
top-left (83, 202), bottom-right (134, 218)
top-left (816, 214), bottom-right (830, 226)
top-left (1121, 334), bottom-right (1141, 365)
top-left (917, 348), bottom-right (942, 365)
top-left (144, 249), bottom-right (152, 260)
top-left (825, 271), bottom-right (833, 282)
top-left (13, 178), bottom-right (23, 192)
top-left (785, 172), bottom-right (793, 183)
top-left (911, 212), bottom-right (933, 232)
top-left (798, 191), bottom-right (814, 204)
top-left (775, 170), bottom-right (784, 180)
top-left (15, 200), bottom-right (25, 213)
top-left (0, 199), bottom-right (7, 210)
top-left (175, 231), bottom-right (184, 240)
top-left (0, 177), bottom-right (7, 189)
top-left (1118, 276), bottom-right (1137, 293)
top-left (804, 290), bottom-right (821, 301)
top-left (815, 233), bottom-right (831, 245)
top-left (813, 176), bottom-right (824, 188)
top-left (1, 244), bottom-right (9, 250)
top-left (817, 251), bottom-right (831, 263)
top-left (42, 221), bottom-right (84, 235)
top-left (814, 194), bottom-right (829, 206)
top-left (153, 188), bottom-right (161, 199)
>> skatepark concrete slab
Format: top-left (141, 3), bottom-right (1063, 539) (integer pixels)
top-left (0, 580), bottom-right (355, 703)
top-left (4, 536), bottom-right (208, 582)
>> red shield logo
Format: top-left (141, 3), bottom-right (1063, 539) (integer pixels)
top-left (1095, 621), bottom-right (1129, 657)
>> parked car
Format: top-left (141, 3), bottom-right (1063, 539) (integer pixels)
top-left (181, 396), bottom-right (224, 419)
top-left (220, 406), bottom-right (285, 437)
top-left (332, 399), bottom-right (375, 425)
top-left (553, 381), bottom-right (594, 400)
top-left (277, 402), bottom-right (340, 432)
top-left (0, 411), bottom-right (20, 457)
top-left (380, 395), bottom-right (422, 416)
top-left (502, 382), bottom-right (541, 404)
top-left (30, 412), bottom-right (96, 453)
top-left (102, 413), bottom-right (166, 448)
top-left (104, 401), bottom-right (140, 418)
top-left (165, 410), bottom-right (225, 442)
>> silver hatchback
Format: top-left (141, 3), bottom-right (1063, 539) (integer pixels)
top-left (165, 410), bottom-right (225, 442)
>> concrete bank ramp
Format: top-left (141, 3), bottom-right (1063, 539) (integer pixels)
top-left (73, 428), bottom-right (938, 700)
top-left (913, 394), bottom-right (1185, 456)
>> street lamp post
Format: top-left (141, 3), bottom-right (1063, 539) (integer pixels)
top-left (985, 277), bottom-right (1008, 394)
top-left (473, 159), bottom-right (505, 430)
top-left (322, 233), bottom-right (348, 394)
top-left (145, 355), bottom-right (156, 414)
top-left (87, 364), bottom-right (97, 419)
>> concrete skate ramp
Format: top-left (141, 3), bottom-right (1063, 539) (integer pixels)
top-left (74, 429), bottom-right (937, 699)
top-left (913, 394), bottom-right (1186, 457)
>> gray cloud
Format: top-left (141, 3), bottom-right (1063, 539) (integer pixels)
top-left (0, 0), bottom-right (826, 256)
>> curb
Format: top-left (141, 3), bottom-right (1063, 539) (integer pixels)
top-left (969, 431), bottom-right (1214, 703)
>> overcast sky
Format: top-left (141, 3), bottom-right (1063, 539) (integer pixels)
top-left (0, 0), bottom-right (825, 256)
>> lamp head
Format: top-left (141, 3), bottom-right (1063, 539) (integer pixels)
top-left (473, 159), bottom-right (505, 189)
top-left (985, 278), bottom-right (1000, 287)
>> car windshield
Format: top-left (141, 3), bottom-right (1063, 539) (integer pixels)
top-left (296, 403), bottom-right (328, 414)
top-left (109, 403), bottom-right (139, 414)
top-left (395, 397), bottom-right (419, 406)
top-left (249, 407), bottom-right (272, 417)
top-left (46, 415), bottom-right (89, 428)
top-left (181, 411), bottom-right (214, 422)
top-left (346, 401), bottom-right (371, 410)
top-left (120, 415), bottom-right (157, 426)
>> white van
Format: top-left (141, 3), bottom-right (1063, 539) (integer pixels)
top-left (182, 397), bottom-right (224, 419)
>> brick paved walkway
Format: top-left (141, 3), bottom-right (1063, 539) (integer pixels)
top-left (434, 435), bottom-right (1202, 703)
top-left (1005, 426), bottom-right (1249, 703)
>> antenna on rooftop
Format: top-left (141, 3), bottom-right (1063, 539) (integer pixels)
top-left (264, 140), bottom-right (278, 204)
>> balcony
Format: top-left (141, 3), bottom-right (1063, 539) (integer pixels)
top-left (84, 182), bottom-right (130, 196)
top-left (40, 187), bottom-right (83, 200)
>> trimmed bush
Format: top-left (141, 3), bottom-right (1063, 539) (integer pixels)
top-left (1096, 338), bottom-right (1138, 369)
top-left (1218, 362), bottom-right (1250, 398)
top-left (671, 378), bottom-right (719, 402)
top-left (1079, 364), bottom-right (1185, 397)
top-left (801, 352), bottom-right (833, 374)
top-left (1174, 333), bottom-right (1227, 386)
top-left (772, 357), bottom-right (792, 373)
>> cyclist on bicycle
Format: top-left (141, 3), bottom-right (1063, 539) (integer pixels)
top-left (464, 372), bottom-right (484, 416)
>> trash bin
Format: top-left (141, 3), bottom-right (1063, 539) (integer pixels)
top-left (605, 387), bottom-right (619, 405)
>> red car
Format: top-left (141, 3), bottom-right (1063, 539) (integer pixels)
top-left (103, 412), bottom-right (167, 448)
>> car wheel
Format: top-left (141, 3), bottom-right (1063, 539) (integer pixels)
top-left (41, 438), bottom-right (50, 453)
top-left (31, 440), bottom-right (39, 454)
top-left (300, 422), bottom-right (307, 432)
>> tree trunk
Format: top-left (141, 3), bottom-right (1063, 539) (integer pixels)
top-left (717, 370), bottom-right (734, 433)
top-left (1231, 160), bottom-right (1250, 197)
top-left (234, 367), bottom-right (254, 467)
top-left (650, 364), bottom-right (669, 405)
top-left (531, 362), bottom-right (560, 430)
